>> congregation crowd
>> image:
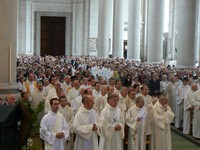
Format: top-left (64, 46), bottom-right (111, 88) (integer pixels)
top-left (2, 55), bottom-right (200, 150)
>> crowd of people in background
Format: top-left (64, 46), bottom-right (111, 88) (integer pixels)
top-left (2, 54), bottom-right (200, 150)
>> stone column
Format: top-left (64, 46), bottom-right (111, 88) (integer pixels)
top-left (0, 0), bottom-right (19, 99)
top-left (72, 1), bottom-right (84, 56)
top-left (127, 0), bottom-right (141, 60)
top-left (195, 0), bottom-right (200, 63)
top-left (167, 0), bottom-right (176, 60)
top-left (97, 0), bottom-right (110, 57)
top-left (176, 0), bottom-right (196, 66)
top-left (147, 0), bottom-right (165, 63)
top-left (112, 0), bottom-right (124, 58)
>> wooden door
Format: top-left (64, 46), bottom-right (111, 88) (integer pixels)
top-left (41, 16), bottom-right (66, 56)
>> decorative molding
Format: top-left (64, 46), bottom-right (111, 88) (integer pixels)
top-left (89, 38), bottom-right (97, 50)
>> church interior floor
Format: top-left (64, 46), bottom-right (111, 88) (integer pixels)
top-left (171, 128), bottom-right (200, 149)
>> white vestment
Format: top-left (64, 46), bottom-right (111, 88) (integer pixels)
top-left (165, 82), bottom-right (177, 114)
top-left (151, 101), bottom-right (175, 150)
top-left (44, 84), bottom-right (55, 96)
top-left (92, 89), bottom-right (101, 99)
top-left (72, 107), bottom-right (102, 150)
top-left (126, 105), bottom-right (150, 150)
top-left (175, 83), bottom-right (189, 128)
top-left (61, 82), bottom-right (71, 96)
top-left (191, 90), bottom-right (200, 138)
top-left (31, 89), bottom-right (46, 108)
top-left (67, 87), bottom-right (80, 105)
top-left (45, 88), bottom-right (58, 113)
top-left (100, 105), bottom-right (124, 150)
top-left (183, 88), bottom-right (195, 134)
top-left (72, 95), bottom-right (83, 114)
top-left (58, 105), bottom-right (74, 150)
top-left (40, 111), bottom-right (69, 150)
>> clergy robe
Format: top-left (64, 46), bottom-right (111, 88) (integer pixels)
top-left (45, 88), bottom-right (58, 113)
top-left (31, 89), bottom-right (46, 108)
top-left (165, 82), bottom-right (177, 114)
top-left (67, 87), bottom-right (80, 105)
top-left (175, 83), bottom-right (189, 128)
top-left (183, 88), bottom-right (195, 134)
top-left (126, 105), bottom-right (150, 150)
top-left (151, 101), bottom-right (175, 150)
top-left (40, 111), bottom-right (69, 150)
top-left (72, 107), bottom-right (102, 150)
top-left (100, 105), bottom-right (124, 150)
top-left (191, 89), bottom-right (200, 138)
top-left (58, 105), bottom-right (74, 150)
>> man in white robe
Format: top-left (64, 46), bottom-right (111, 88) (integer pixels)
top-left (100, 93), bottom-right (124, 150)
top-left (126, 96), bottom-right (150, 150)
top-left (45, 81), bottom-right (65, 113)
top-left (92, 82), bottom-right (101, 99)
top-left (183, 83), bottom-right (197, 134)
top-left (61, 75), bottom-right (71, 96)
top-left (175, 77), bottom-right (189, 129)
top-left (72, 95), bottom-right (102, 150)
top-left (44, 75), bottom-right (57, 96)
top-left (31, 81), bottom-right (46, 108)
top-left (151, 95), bottom-right (175, 150)
top-left (165, 76), bottom-right (177, 115)
top-left (125, 89), bottom-right (136, 110)
top-left (58, 96), bottom-right (74, 150)
top-left (191, 88), bottom-right (200, 139)
top-left (67, 79), bottom-right (80, 105)
top-left (95, 85), bottom-right (108, 114)
top-left (40, 98), bottom-right (69, 150)
top-left (72, 87), bottom-right (85, 114)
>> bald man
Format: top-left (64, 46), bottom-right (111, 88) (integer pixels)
top-left (5, 94), bottom-right (16, 105)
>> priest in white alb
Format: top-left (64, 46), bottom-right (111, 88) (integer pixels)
top-left (72, 95), bottom-right (102, 150)
top-left (40, 98), bottom-right (69, 150)
top-left (100, 92), bottom-right (124, 150)
top-left (183, 83), bottom-right (197, 134)
top-left (125, 96), bottom-right (150, 150)
top-left (151, 95), bottom-right (175, 150)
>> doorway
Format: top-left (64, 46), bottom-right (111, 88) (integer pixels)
top-left (40, 16), bottom-right (66, 56)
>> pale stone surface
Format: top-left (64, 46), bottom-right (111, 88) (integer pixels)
top-left (127, 0), bottom-right (141, 60)
top-left (0, 0), bottom-right (19, 99)
top-left (147, 0), bottom-right (165, 63)
top-left (176, 0), bottom-right (196, 66)
top-left (112, 0), bottom-right (124, 58)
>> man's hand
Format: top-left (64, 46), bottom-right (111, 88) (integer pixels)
top-left (163, 105), bottom-right (168, 111)
top-left (56, 132), bottom-right (64, 139)
top-left (137, 117), bottom-right (142, 121)
top-left (92, 124), bottom-right (98, 131)
top-left (114, 124), bottom-right (122, 131)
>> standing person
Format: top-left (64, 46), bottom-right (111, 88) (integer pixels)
top-left (40, 98), bottom-right (69, 150)
top-left (31, 81), bottom-right (46, 108)
top-left (72, 95), bottom-right (102, 150)
top-left (22, 73), bottom-right (37, 96)
top-left (191, 87), bottom-right (200, 139)
top-left (58, 96), bottom-right (74, 150)
top-left (183, 83), bottom-right (197, 134)
top-left (67, 78), bottom-right (80, 105)
top-left (151, 95), bottom-right (175, 150)
top-left (45, 81), bottom-right (64, 113)
top-left (100, 93), bottom-right (124, 150)
top-left (165, 76), bottom-right (177, 115)
top-left (175, 77), bottom-right (189, 129)
top-left (125, 96), bottom-right (150, 150)
top-left (149, 73), bottom-right (160, 96)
